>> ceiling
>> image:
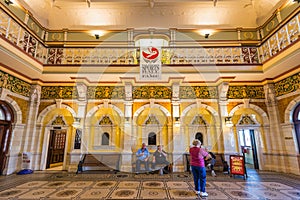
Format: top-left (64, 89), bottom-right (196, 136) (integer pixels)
top-left (15, 0), bottom-right (289, 31)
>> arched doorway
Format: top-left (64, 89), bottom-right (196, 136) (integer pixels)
top-left (293, 103), bottom-right (300, 152)
top-left (0, 101), bottom-right (14, 175)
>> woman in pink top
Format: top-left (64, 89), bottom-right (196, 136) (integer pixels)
top-left (189, 139), bottom-right (211, 197)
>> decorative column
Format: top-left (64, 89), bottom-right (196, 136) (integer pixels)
top-left (68, 83), bottom-right (87, 172)
top-left (264, 83), bottom-right (287, 171)
top-left (217, 82), bottom-right (234, 154)
top-left (24, 84), bottom-right (41, 170)
top-left (171, 80), bottom-right (184, 171)
top-left (121, 81), bottom-right (134, 172)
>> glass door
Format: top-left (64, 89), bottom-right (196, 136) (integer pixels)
top-left (238, 129), bottom-right (259, 169)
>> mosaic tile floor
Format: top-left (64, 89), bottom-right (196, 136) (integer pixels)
top-left (0, 169), bottom-right (299, 199)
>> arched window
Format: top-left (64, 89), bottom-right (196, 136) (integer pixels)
top-left (101, 132), bottom-right (109, 145)
top-left (195, 132), bottom-right (203, 145)
top-left (293, 103), bottom-right (300, 152)
top-left (148, 132), bottom-right (156, 145)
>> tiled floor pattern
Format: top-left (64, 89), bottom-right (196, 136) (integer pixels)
top-left (0, 170), bottom-right (299, 199)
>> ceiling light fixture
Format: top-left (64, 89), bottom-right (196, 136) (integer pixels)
top-left (91, 30), bottom-right (105, 39)
top-left (86, 0), bottom-right (91, 8)
top-left (198, 29), bottom-right (215, 39)
top-left (4, 0), bottom-right (13, 6)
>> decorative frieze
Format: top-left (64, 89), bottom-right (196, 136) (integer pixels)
top-left (133, 86), bottom-right (172, 99)
top-left (275, 72), bottom-right (300, 97)
top-left (87, 86), bottom-right (125, 99)
top-left (180, 86), bottom-right (218, 99)
top-left (227, 86), bottom-right (265, 99)
top-left (41, 86), bottom-right (78, 99)
top-left (0, 71), bottom-right (31, 97)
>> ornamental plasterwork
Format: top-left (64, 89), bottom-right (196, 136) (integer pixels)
top-left (191, 115), bottom-right (206, 125)
top-left (227, 86), bottom-right (265, 99)
top-left (180, 86), bottom-right (218, 99)
top-left (41, 86), bottom-right (78, 99)
top-left (0, 71), bottom-right (31, 97)
top-left (133, 86), bottom-right (172, 99)
top-left (145, 115), bottom-right (160, 125)
top-left (99, 116), bottom-right (113, 125)
top-left (238, 115), bottom-right (256, 125)
top-left (88, 86), bottom-right (125, 99)
top-left (274, 72), bottom-right (300, 97)
top-left (51, 116), bottom-right (66, 126)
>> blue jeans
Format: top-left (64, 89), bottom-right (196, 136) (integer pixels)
top-left (136, 159), bottom-right (149, 172)
top-left (191, 165), bottom-right (206, 192)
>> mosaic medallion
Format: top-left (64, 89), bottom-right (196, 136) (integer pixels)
top-left (167, 181), bottom-right (189, 188)
top-left (118, 181), bottom-right (140, 188)
top-left (0, 189), bottom-right (25, 197)
top-left (79, 189), bottom-right (109, 199)
top-left (18, 189), bottom-right (55, 199)
top-left (44, 181), bottom-right (70, 188)
top-left (49, 189), bottom-right (81, 199)
top-left (95, 181), bottom-right (116, 188)
top-left (140, 189), bottom-right (168, 199)
top-left (110, 189), bottom-right (138, 199)
top-left (143, 181), bottom-right (164, 188)
top-left (169, 189), bottom-right (195, 199)
top-left (115, 190), bottom-right (134, 197)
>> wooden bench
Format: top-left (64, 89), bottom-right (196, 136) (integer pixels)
top-left (132, 153), bottom-right (172, 174)
top-left (184, 153), bottom-right (228, 173)
top-left (76, 153), bottom-right (121, 174)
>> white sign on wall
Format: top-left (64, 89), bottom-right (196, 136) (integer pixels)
top-left (140, 39), bottom-right (162, 80)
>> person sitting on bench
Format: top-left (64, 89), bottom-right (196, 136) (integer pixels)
top-left (135, 143), bottom-right (150, 173)
top-left (151, 145), bottom-right (170, 174)
top-left (205, 147), bottom-right (217, 177)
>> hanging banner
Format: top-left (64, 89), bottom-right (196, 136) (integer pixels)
top-left (140, 39), bottom-right (162, 80)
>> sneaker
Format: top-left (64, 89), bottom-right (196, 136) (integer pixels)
top-left (200, 192), bottom-right (208, 197)
top-left (195, 191), bottom-right (200, 195)
top-left (211, 170), bottom-right (216, 177)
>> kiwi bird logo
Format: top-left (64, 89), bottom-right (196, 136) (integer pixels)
top-left (142, 46), bottom-right (159, 61)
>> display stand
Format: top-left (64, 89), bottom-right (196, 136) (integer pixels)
top-left (229, 155), bottom-right (247, 180)
top-left (17, 152), bottom-right (33, 175)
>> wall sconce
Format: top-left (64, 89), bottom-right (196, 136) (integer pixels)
top-left (174, 117), bottom-right (180, 127)
top-left (205, 33), bottom-right (210, 39)
top-left (4, 0), bottom-right (13, 5)
top-left (225, 117), bottom-right (233, 127)
top-left (72, 117), bottom-right (81, 128)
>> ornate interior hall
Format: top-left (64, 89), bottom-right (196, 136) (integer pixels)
top-left (0, 0), bottom-right (300, 198)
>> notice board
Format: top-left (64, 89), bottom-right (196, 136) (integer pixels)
top-left (229, 155), bottom-right (246, 178)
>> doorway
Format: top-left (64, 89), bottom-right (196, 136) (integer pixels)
top-left (0, 101), bottom-right (14, 175)
top-left (46, 129), bottom-right (66, 169)
top-left (238, 129), bottom-right (259, 169)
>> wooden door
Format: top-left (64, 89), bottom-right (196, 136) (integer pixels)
top-left (0, 122), bottom-right (10, 174)
top-left (46, 129), bottom-right (66, 168)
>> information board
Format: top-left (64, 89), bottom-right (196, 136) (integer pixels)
top-left (230, 155), bottom-right (245, 176)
